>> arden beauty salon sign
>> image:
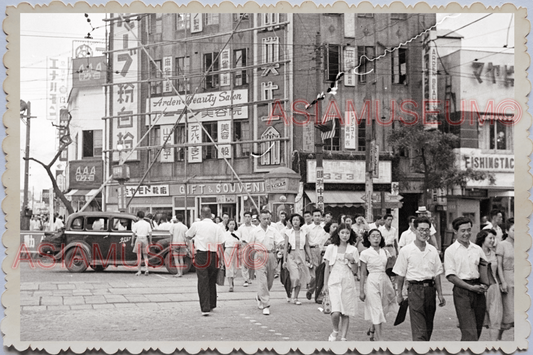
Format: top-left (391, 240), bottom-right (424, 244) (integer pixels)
top-left (145, 89), bottom-right (248, 125)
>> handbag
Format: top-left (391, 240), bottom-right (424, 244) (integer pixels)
top-left (216, 268), bottom-right (226, 286)
top-left (385, 255), bottom-right (397, 277)
top-left (322, 292), bottom-right (331, 314)
top-left (479, 259), bottom-right (496, 286)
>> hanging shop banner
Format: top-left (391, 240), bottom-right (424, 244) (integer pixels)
top-left (188, 122), bottom-right (203, 163)
top-left (160, 124), bottom-right (175, 162)
top-left (344, 111), bottom-right (357, 149)
top-left (68, 160), bottom-right (104, 189)
top-left (162, 56), bottom-right (173, 93)
top-left (146, 89), bottom-right (248, 125)
top-left (220, 49), bottom-right (231, 87)
top-left (46, 57), bottom-right (68, 121)
top-left (191, 13), bottom-right (203, 33)
top-left (343, 47), bottom-right (356, 87)
top-left (111, 13), bottom-right (139, 161)
top-left (217, 120), bottom-right (232, 159)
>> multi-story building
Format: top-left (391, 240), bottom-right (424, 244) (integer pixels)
top-left (436, 33), bottom-right (515, 243)
top-left (103, 13), bottom-right (436, 226)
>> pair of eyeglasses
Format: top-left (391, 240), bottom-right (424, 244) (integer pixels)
top-left (417, 228), bottom-right (430, 233)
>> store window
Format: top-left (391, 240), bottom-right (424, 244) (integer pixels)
top-left (357, 46), bottom-right (375, 83)
top-left (175, 125), bottom-right (186, 161)
top-left (392, 48), bottom-right (407, 85)
top-left (262, 13), bottom-right (279, 26)
top-left (150, 59), bottom-right (162, 95)
top-left (325, 44), bottom-right (341, 82)
top-left (391, 13), bottom-right (408, 20)
top-left (479, 120), bottom-right (513, 151)
top-left (203, 122), bottom-right (218, 159)
top-left (233, 13), bottom-right (249, 22)
top-left (176, 14), bottom-right (190, 30)
top-left (175, 56), bottom-right (190, 94)
top-left (323, 118), bottom-right (340, 151)
top-left (203, 52), bottom-right (220, 89)
top-left (204, 13), bottom-right (219, 25)
top-left (148, 13), bottom-right (163, 34)
top-left (234, 48), bottom-right (248, 86)
top-left (234, 121), bottom-right (251, 157)
top-left (82, 130), bottom-right (102, 158)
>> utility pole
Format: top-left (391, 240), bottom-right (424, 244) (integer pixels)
top-left (314, 31), bottom-right (324, 213)
top-left (20, 100), bottom-right (33, 230)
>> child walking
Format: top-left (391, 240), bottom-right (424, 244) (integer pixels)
top-left (323, 223), bottom-right (359, 341)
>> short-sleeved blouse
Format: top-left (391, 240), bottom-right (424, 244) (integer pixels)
top-left (359, 247), bottom-right (389, 273)
top-left (495, 240), bottom-right (514, 271)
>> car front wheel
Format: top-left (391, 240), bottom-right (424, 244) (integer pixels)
top-left (164, 253), bottom-right (192, 274)
top-left (65, 248), bottom-right (89, 273)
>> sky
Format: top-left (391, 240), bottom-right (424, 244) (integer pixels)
top-left (19, 12), bottom-right (515, 198)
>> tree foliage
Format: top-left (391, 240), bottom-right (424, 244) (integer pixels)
top-left (388, 123), bottom-right (495, 201)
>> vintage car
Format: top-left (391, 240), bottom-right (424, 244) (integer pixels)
top-left (39, 211), bottom-right (192, 274)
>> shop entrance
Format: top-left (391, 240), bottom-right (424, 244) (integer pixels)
top-left (220, 204), bottom-right (236, 219)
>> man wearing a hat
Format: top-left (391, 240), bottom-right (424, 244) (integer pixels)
top-left (415, 207), bottom-right (439, 251)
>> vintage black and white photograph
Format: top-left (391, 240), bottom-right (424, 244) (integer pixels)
top-left (4, 2), bottom-right (530, 353)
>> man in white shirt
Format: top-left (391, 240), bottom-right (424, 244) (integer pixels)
top-left (379, 214), bottom-right (398, 257)
top-left (482, 209), bottom-right (503, 246)
top-left (248, 210), bottom-right (284, 315)
top-left (186, 207), bottom-right (224, 316)
top-left (398, 215), bottom-right (417, 249)
top-left (169, 214), bottom-right (189, 277)
top-left (131, 211), bottom-right (153, 276)
top-left (320, 211), bottom-right (333, 228)
top-left (444, 217), bottom-right (487, 341)
top-left (302, 211), bottom-right (313, 233)
top-left (394, 217), bottom-right (446, 341)
top-left (305, 209), bottom-right (329, 300)
top-left (274, 211), bottom-right (287, 232)
top-left (238, 211), bottom-right (257, 286)
top-left (368, 215), bottom-right (384, 230)
top-left (218, 212), bottom-right (229, 231)
top-left (416, 207), bottom-right (440, 252)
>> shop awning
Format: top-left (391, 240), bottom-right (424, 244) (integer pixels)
top-left (86, 189), bottom-right (101, 198)
top-left (305, 190), bottom-right (365, 207)
top-left (64, 189), bottom-right (91, 201)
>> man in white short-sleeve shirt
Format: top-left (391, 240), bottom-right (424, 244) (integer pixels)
top-left (131, 211), bottom-right (153, 276)
top-left (394, 217), bottom-right (445, 341)
top-left (444, 216), bottom-right (487, 341)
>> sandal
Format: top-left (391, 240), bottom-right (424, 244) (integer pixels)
top-left (328, 331), bottom-right (338, 342)
top-left (135, 271), bottom-right (142, 276)
top-left (340, 338), bottom-right (347, 341)
top-left (294, 299), bottom-right (302, 305)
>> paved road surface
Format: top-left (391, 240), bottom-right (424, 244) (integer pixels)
top-left (18, 262), bottom-right (514, 342)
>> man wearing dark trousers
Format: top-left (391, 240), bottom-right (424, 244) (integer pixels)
top-left (444, 216), bottom-right (487, 340)
top-left (393, 217), bottom-right (446, 341)
top-left (186, 207), bottom-right (223, 316)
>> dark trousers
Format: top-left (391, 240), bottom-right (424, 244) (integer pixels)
top-left (407, 283), bottom-right (437, 341)
top-left (195, 251), bottom-right (218, 312)
top-left (314, 262), bottom-right (326, 303)
top-left (452, 284), bottom-right (486, 341)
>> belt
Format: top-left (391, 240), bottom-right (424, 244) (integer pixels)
top-left (385, 244), bottom-right (394, 247)
top-left (309, 245), bottom-right (319, 248)
top-left (462, 278), bottom-right (481, 285)
top-left (408, 279), bottom-right (435, 287)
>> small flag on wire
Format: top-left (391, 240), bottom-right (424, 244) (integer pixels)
top-left (305, 92), bottom-right (326, 109)
top-left (315, 114), bottom-right (337, 141)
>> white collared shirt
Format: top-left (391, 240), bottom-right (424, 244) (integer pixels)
top-left (186, 218), bottom-right (223, 252)
top-left (444, 240), bottom-right (486, 279)
top-left (169, 222), bottom-right (188, 243)
top-left (393, 242), bottom-right (443, 281)
top-left (132, 219), bottom-right (152, 238)
top-left (238, 224), bottom-right (257, 243)
top-left (379, 225), bottom-right (398, 246)
top-left (249, 225), bottom-right (284, 251)
top-left (306, 223), bottom-right (328, 247)
top-left (285, 228), bottom-right (308, 250)
top-left (398, 229), bottom-right (416, 248)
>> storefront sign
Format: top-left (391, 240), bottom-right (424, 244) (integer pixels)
top-left (47, 57), bottom-right (68, 122)
top-left (343, 47), bottom-right (356, 86)
top-left (146, 90), bottom-right (248, 125)
top-left (160, 124), bottom-right (174, 162)
top-left (72, 56), bottom-right (106, 88)
top-left (458, 148), bottom-right (514, 172)
top-left (220, 49), bottom-right (230, 87)
top-left (175, 182), bottom-right (265, 196)
top-left (344, 111), bottom-right (357, 149)
top-left (125, 184), bottom-right (170, 197)
top-left (188, 122), bottom-right (203, 163)
top-left (162, 56), bottom-right (173, 93)
top-left (217, 120), bottom-right (232, 159)
top-left (20, 232), bottom-right (46, 255)
top-left (69, 160), bottom-right (103, 189)
top-left (265, 177), bottom-right (299, 194)
top-left (111, 15), bottom-right (139, 161)
top-left (216, 195), bottom-right (236, 203)
top-left (307, 160), bottom-right (391, 184)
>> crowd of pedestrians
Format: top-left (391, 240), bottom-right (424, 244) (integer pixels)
top-left (130, 207), bottom-right (514, 341)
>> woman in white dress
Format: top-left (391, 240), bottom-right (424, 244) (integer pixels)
top-left (359, 229), bottom-right (396, 341)
top-left (282, 214), bottom-right (311, 304)
top-left (222, 219), bottom-right (241, 292)
top-left (323, 223), bottom-right (359, 341)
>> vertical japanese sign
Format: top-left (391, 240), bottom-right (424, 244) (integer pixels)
top-left (344, 111), bottom-right (356, 149)
top-left (316, 167), bottom-right (324, 212)
top-left (162, 56), bottom-right (173, 93)
top-left (370, 141), bottom-right (380, 178)
top-left (423, 30), bottom-right (438, 130)
top-left (111, 14), bottom-right (139, 161)
top-left (302, 122), bottom-right (315, 152)
top-left (191, 13), bottom-right (203, 33)
top-left (46, 57), bottom-right (68, 121)
top-left (343, 47), bottom-right (356, 87)
top-left (160, 124), bottom-right (174, 162)
top-left (220, 49), bottom-right (230, 87)
top-left (217, 120), bottom-right (232, 159)
top-left (188, 122), bottom-right (202, 163)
